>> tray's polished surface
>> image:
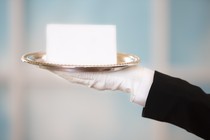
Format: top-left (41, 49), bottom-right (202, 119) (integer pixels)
top-left (21, 52), bottom-right (140, 72)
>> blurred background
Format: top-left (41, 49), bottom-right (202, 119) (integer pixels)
top-left (0, 0), bottom-right (210, 140)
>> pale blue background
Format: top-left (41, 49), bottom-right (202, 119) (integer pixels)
top-left (170, 0), bottom-right (210, 66)
top-left (0, 0), bottom-right (9, 140)
top-left (0, 0), bottom-right (8, 53)
top-left (0, 0), bottom-right (209, 140)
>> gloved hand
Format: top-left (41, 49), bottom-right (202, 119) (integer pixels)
top-left (40, 66), bottom-right (154, 106)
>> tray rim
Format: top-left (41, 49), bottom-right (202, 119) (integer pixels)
top-left (21, 52), bottom-right (140, 70)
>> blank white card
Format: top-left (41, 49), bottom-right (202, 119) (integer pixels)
top-left (46, 24), bottom-right (117, 65)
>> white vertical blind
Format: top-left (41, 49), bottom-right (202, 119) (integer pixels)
top-left (151, 0), bottom-right (170, 72)
top-left (150, 0), bottom-right (170, 140)
top-left (8, 0), bottom-right (25, 140)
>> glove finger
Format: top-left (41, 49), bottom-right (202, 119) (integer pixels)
top-left (89, 81), bottom-right (106, 90)
top-left (70, 77), bottom-right (92, 86)
top-left (48, 70), bottom-right (92, 86)
top-left (70, 77), bottom-right (107, 91)
top-left (72, 72), bottom-right (100, 80)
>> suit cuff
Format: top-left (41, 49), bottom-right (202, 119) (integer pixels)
top-left (130, 68), bottom-right (155, 106)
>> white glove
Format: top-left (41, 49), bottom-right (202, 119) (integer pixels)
top-left (41, 66), bottom-right (154, 106)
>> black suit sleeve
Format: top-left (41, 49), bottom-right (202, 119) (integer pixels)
top-left (142, 71), bottom-right (210, 140)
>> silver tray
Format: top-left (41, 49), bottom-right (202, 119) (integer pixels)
top-left (21, 52), bottom-right (140, 72)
